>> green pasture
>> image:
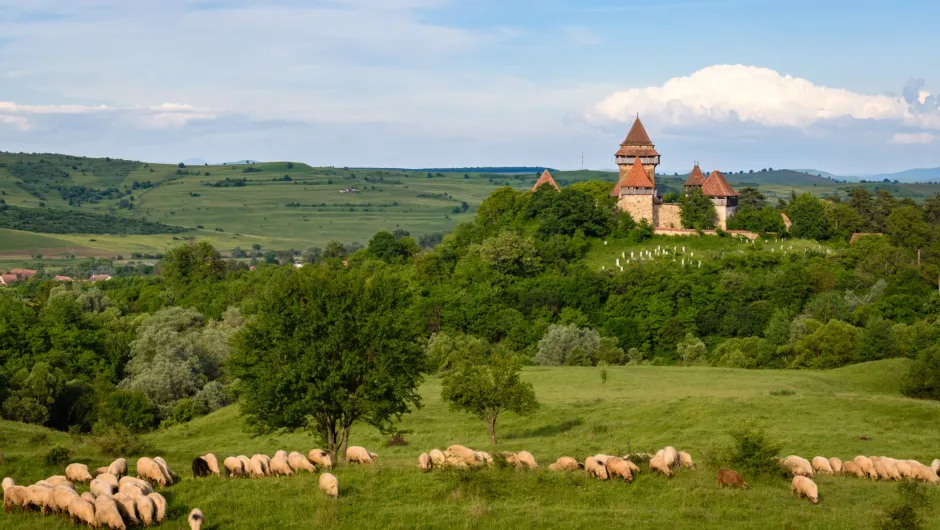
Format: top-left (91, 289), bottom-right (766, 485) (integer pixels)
top-left (2, 360), bottom-right (938, 529)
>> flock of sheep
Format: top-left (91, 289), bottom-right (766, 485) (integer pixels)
top-left (5, 444), bottom-right (939, 527)
top-left (2, 456), bottom-right (203, 529)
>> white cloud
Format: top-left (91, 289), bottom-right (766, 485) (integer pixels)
top-left (892, 132), bottom-right (937, 145)
top-left (0, 114), bottom-right (30, 130)
top-left (919, 91), bottom-right (931, 105)
top-left (0, 101), bottom-right (220, 129)
top-left (590, 65), bottom-right (912, 128)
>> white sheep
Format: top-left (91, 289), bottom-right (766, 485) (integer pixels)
top-left (97, 472), bottom-right (120, 490)
top-left (783, 455), bottom-right (813, 477)
top-left (584, 456), bottom-right (608, 480)
top-left (308, 449), bottom-right (333, 469)
top-left (418, 452), bottom-right (432, 472)
top-left (136, 457), bottom-right (169, 487)
top-left (319, 473), bottom-right (339, 497)
top-left (3, 483), bottom-right (28, 512)
top-left (108, 458), bottom-right (127, 478)
top-left (429, 449), bottom-right (446, 467)
top-left (119, 476), bottom-right (154, 494)
top-left (662, 446), bottom-right (679, 468)
top-left (270, 454), bottom-right (294, 476)
top-left (811, 456), bottom-right (833, 474)
top-left (224, 456), bottom-right (245, 477)
top-left (202, 453), bottom-right (221, 476)
top-left (248, 455), bottom-right (267, 478)
top-left (678, 451), bottom-right (695, 470)
top-left (347, 446), bottom-right (376, 465)
top-left (147, 492), bottom-right (167, 522)
top-left (66, 463), bottom-right (94, 483)
top-left (153, 457), bottom-right (178, 484)
top-left (52, 486), bottom-right (79, 514)
top-left (516, 451), bottom-right (537, 470)
top-left (828, 457), bottom-right (843, 474)
top-left (649, 455), bottom-right (672, 477)
top-left (189, 508), bottom-right (205, 530)
top-left (547, 456), bottom-right (580, 471)
top-left (94, 495), bottom-right (127, 529)
top-left (791, 475), bottom-right (819, 504)
top-left (68, 496), bottom-right (96, 526)
top-left (27, 483), bottom-right (55, 514)
top-left (136, 494), bottom-right (155, 526)
top-left (288, 451), bottom-right (316, 473)
top-left (113, 492), bottom-right (140, 526)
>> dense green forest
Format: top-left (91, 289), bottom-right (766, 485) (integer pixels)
top-left (0, 205), bottom-right (188, 234)
top-left (1, 180), bottom-right (939, 441)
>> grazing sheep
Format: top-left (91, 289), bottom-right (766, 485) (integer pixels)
top-left (623, 459), bottom-right (641, 475)
top-left (119, 482), bottom-right (146, 499)
top-left (274, 450), bottom-right (288, 461)
top-left (418, 453), bottom-right (432, 472)
top-left (136, 457), bottom-right (169, 487)
top-left (236, 455), bottom-right (252, 473)
top-left (828, 457), bottom-right (843, 474)
top-left (842, 461), bottom-right (864, 478)
top-left (429, 449), bottom-right (446, 467)
top-left (319, 473), bottom-right (339, 497)
top-left (147, 492), bottom-right (167, 522)
top-left (97, 472), bottom-right (119, 490)
top-left (224, 456), bottom-right (245, 477)
top-left (188, 508), bottom-right (205, 530)
top-left (585, 457), bottom-right (609, 480)
top-left (68, 496), bottom-right (96, 526)
top-left (593, 454), bottom-right (611, 465)
top-left (119, 476), bottom-right (154, 495)
top-left (548, 457), bottom-right (580, 472)
top-left (248, 455), bottom-right (267, 478)
top-left (873, 459), bottom-right (891, 481)
top-left (655, 449), bottom-right (664, 460)
top-left (516, 451), bottom-right (537, 470)
top-left (154, 457), bottom-right (179, 484)
top-left (66, 463), bottom-right (94, 483)
top-left (95, 467), bottom-right (110, 477)
top-left (910, 462), bottom-right (940, 484)
top-left (270, 454), bottom-right (294, 476)
top-left (2, 477), bottom-right (14, 493)
top-left (476, 451), bottom-right (494, 467)
top-left (370, 452), bottom-right (379, 463)
top-left (52, 486), bottom-right (79, 513)
top-left (605, 457), bottom-right (634, 482)
top-left (4, 484), bottom-right (28, 512)
top-left (202, 453), bottom-right (221, 476)
top-left (108, 458), bottom-right (127, 478)
top-left (853, 456), bottom-right (877, 480)
top-left (193, 457), bottom-right (212, 478)
top-left (347, 446), bottom-right (376, 465)
top-left (678, 451), bottom-right (695, 470)
top-left (783, 456), bottom-right (813, 477)
top-left (663, 446), bottom-right (679, 468)
top-left (932, 459), bottom-right (939, 473)
top-left (113, 492), bottom-right (140, 526)
top-left (46, 475), bottom-right (74, 489)
top-left (884, 460), bottom-right (903, 481)
top-left (501, 452), bottom-right (519, 469)
top-left (94, 495), bottom-right (126, 530)
top-left (649, 455), bottom-right (672, 477)
top-left (136, 494), bottom-right (155, 526)
top-left (308, 449), bottom-right (333, 469)
top-left (791, 476), bottom-right (819, 504)
top-left (81, 492), bottom-right (96, 503)
top-left (288, 452), bottom-right (316, 473)
top-left (811, 457), bottom-right (833, 475)
top-left (26, 484), bottom-right (55, 514)
top-left (717, 468), bottom-right (748, 489)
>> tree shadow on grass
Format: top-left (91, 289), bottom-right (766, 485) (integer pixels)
top-left (504, 419), bottom-right (583, 440)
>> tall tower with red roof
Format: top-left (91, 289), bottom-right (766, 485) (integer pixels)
top-left (614, 116), bottom-right (660, 186)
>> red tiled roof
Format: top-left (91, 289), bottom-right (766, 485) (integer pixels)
top-left (1, 273), bottom-right (20, 285)
top-left (621, 116), bottom-right (653, 146)
top-left (10, 268), bottom-right (37, 279)
top-left (684, 165), bottom-right (706, 187)
top-left (89, 274), bottom-right (112, 282)
top-left (53, 275), bottom-right (73, 281)
top-left (702, 170), bottom-right (738, 197)
top-left (531, 169), bottom-right (560, 192)
top-left (614, 146), bottom-right (660, 157)
top-left (610, 156), bottom-right (655, 196)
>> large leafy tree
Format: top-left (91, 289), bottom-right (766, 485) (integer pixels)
top-left (788, 193), bottom-right (828, 240)
top-left (680, 188), bottom-right (717, 230)
top-left (159, 241), bottom-right (226, 288)
top-left (441, 352), bottom-right (538, 444)
top-left (230, 264), bottom-right (425, 463)
top-left (886, 206), bottom-right (931, 250)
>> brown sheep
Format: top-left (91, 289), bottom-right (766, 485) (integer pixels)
top-left (717, 468), bottom-right (748, 489)
top-left (66, 463), bottom-right (94, 483)
top-left (147, 492), bottom-right (167, 522)
top-left (308, 449), bottom-right (333, 469)
top-left (548, 457), bottom-right (580, 471)
top-left (136, 457), bottom-right (169, 487)
top-left (828, 457), bottom-right (843, 474)
top-left (319, 472), bottom-right (339, 497)
top-left (585, 456), bottom-right (609, 480)
top-left (347, 446), bottom-right (376, 465)
top-left (649, 455), bottom-right (672, 477)
top-left (418, 453), bottom-right (432, 472)
top-left (68, 496), bottom-right (96, 526)
top-left (136, 494), bottom-right (155, 526)
top-left (791, 475), bottom-right (819, 504)
top-left (288, 451), bottom-right (316, 473)
top-left (94, 495), bottom-right (127, 530)
top-left (188, 508), bottom-right (205, 530)
top-left (605, 456), bottom-right (634, 482)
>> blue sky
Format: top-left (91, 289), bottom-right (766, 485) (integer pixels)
top-left (1, 0), bottom-right (938, 174)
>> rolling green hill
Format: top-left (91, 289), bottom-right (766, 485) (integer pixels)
top-left (1, 360), bottom-right (937, 529)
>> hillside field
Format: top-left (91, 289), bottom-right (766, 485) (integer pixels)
top-left (1, 360), bottom-right (938, 529)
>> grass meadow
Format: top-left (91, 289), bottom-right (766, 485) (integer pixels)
top-left (2, 360), bottom-right (938, 529)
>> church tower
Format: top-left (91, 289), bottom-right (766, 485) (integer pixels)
top-left (615, 116), bottom-right (660, 185)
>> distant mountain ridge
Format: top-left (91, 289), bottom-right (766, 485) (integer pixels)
top-left (363, 166), bottom-right (556, 174)
top-left (789, 167), bottom-right (940, 183)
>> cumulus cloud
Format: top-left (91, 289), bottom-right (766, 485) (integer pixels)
top-left (590, 65), bottom-right (915, 128)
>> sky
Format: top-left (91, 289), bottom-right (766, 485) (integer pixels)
top-left (1, 0), bottom-right (939, 175)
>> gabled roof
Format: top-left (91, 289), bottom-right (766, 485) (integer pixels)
top-left (611, 156), bottom-right (655, 196)
top-left (531, 169), bottom-right (560, 192)
top-left (684, 164), bottom-right (706, 187)
top-left (89, 274), bottom-right (112, 282)
top-left (10, 268), bottom-right (37, 279)
top-left (702, 170), bottom-right (738, 197)
top-left (621, 116), bottom-right (653, 146)
top-left (0, 273), bottom-right (20, 285)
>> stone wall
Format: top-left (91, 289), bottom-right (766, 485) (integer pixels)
top-left (654, 227), bottom-right (759, 240)
top-left (654, 204), bottom-right (682, 229)
top-left (618, 195), bottom-right (653, 226)
top-left (714, 204), bottom-right (738, 230)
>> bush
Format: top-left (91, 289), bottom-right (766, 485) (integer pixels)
top-left (44, 445), bottom-right (71, 466)
top-left (901, 346), bottom-right (940, 400)
top-left (880, 481), bottom-right (932, 530)
top-left (97, 390), bottom-right (158, 433)
top-left (719, 425), bottom-right (783, 479)
top-left (90, 423), bottom-right (148, 457)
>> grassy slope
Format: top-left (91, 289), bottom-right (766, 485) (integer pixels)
top-left (2, 360), bottom-right (938, 529)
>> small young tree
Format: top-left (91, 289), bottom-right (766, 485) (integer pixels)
top-left (230, 265), bottom-right (424, 463)
top-left (441, 352), bottom-right (539, 444)
top-left (901, 345), bottom-right (940, 401)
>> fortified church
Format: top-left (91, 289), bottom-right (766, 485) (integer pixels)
top-left (533, 117), bottom-right (740, 230)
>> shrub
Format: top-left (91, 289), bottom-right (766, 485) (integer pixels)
top-left (90, 423), bottom-right (148, 457)
top-left (98, 390), bottom-right (158, 433)
top-left (44, 445), bottom-right (71, 466)
top-left (720, 425), bottom-right (783, 479)
top-left (901, 346), bottom-right (940, 400)
top-left (677, 333), bottom-right (707, 364)
top-left (880, 481), bottom-right (931, 530)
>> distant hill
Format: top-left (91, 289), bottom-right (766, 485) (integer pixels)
top-left (789, 169), bottom-right (857, 181)
top-left (721, 169), bottom-right (837, 186)
top-left (368, 167), bottom-right (556, 174)
top-left (866, 167), bottom-right (940, 183)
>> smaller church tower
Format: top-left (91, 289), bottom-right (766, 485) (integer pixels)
top-left (614, 116), bottom-right (660, 186)
top-left (683, 163), bottom-right (706, 192)
top-left (532, 169), bottom-right (560, 192)
top-left (701, 169), bottom-right (739, 229)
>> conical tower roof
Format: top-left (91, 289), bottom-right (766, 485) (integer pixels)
top-left (611, 156), bottom-right (655, 196)
top-left (531, 169), bottom-right (560, 192)
top-left (621, 116), bottom-right (653, 146)
top-left (702, 170), bottom-right (738, 197)
top-left (684, 164), bottom-right (707, 187)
